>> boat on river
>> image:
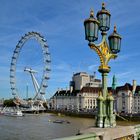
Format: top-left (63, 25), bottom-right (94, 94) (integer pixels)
top-left (53, 120), bottom-right (70, 124)
top-left (4, 110), bottom-right (23, 117)
top-left (0, 107), bottom-right (24, 117)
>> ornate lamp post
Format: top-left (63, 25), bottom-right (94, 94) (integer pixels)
top-left (84, 3), bottom-right (121, 128)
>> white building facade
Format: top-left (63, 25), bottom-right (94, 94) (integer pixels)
top-left (50, 72), bottom-right (140, 115)
top-left (50, 72), bottom-right (101, 112)
top-left (114, 80), bottom-right (140, 114)
top-left (115, 84), bottom-right (133, 114)
top-left (77, 87), bottom-right (100, 111)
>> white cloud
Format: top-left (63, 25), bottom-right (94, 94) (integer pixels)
top-left (88, 64), bottom-right (98, 71)
top-left (116, 71), bottom-right (132, 79)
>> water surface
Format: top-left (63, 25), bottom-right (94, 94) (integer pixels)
top-left (0, 113), bottom-right (140, 140)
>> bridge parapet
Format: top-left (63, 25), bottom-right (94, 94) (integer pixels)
top-left (54, 125), bottom-right (140, 140)
top-left (53, 133), bottom-right (98, 140)
top-left (134, 124), bottom-right (140, 140)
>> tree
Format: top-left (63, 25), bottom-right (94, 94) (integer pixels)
top-left (3, 99), bottom-right (16, 107)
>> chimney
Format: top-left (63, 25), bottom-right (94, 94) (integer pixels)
top-left (132, 80), bottom-right (137, 94)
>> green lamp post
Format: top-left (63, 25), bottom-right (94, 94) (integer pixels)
top-left (84, 3), bottom-right (121, 128)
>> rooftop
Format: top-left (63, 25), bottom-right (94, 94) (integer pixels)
top-left (73, 72), bottom-right (88, 76)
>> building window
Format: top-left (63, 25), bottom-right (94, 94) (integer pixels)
top-left (93, 100), bottom-right (95, 105)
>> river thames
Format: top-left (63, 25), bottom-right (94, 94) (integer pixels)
top-left (0, 113), bottom-right (140, 140)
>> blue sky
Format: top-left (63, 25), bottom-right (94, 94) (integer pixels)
top-left (0, 0), bottom-right (140, 99)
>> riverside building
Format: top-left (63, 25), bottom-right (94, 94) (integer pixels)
top-left (114, 80), bottom-right (140, 114)
top-left (50, 72), bottom-right (101, 112)
top-left (50, 72), bottom-right (140, 115)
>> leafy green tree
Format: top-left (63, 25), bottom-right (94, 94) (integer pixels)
top-left (3, 99), bottom-right (16, 107)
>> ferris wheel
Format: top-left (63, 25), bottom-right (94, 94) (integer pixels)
top-left (10, 31), bottom-right (51, 101)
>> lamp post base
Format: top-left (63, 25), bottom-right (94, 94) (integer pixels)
top-left (103, 117), bottom-right (111, 128)
top-left (96, 116), bottom-right (116, 128)
top-left (96, 116), bottom-right (103, 128)
top-left (109, 114), bottom-right (116, 127)
top-left (96, 97), bottom-right (116, 128)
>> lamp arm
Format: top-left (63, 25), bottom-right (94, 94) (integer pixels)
top-left (89, 34), bottom-right (106, 48)
top-left (89, 43), bottom-right (104, 66)
top-left (106, 53), bottom-right (117, 64)
top-left (89, 36), bottom-right (117, 70)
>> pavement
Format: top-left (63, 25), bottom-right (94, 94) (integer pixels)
top-left (80, 125), bottom-right (135, 140)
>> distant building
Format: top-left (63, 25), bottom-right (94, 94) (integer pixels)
top-left (70, 72), bottom-right (101, 91)
top-left (50, 72), bottom-right (101, 111)
top-left (133, 90), bottom-right (140, 113)
top-left (113, 80), bottom-right (140, 114)
top-left (114, 83), bottom-right (133, 114)
top-left (78, 87), bottom-right (101, 111)
top-left (50, 72), bottom-right (140, 115)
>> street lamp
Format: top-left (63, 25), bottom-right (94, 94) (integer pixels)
top-left (84, 10), bottom-right (99, 42)
top-left (84, 3), bottom-right (121, 128)
top-left (108, 26), bottom-right (121, 54)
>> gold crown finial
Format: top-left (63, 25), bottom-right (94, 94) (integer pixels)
top-left (114, 25), bottom-right (117, 32)
top-left (102, 2), bottom-right (105, 9)
top-left (90, 9), bottom-right (94, 17)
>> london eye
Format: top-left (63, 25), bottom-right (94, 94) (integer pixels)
top-left (10, 32), bottom-right (51, 103)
